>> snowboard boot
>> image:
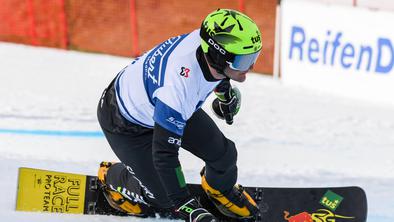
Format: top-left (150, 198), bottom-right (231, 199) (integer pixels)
top-left (97, 161), bottom-right (147, 216)
top-left (175, 198), bottom-right (217, 222)
top-left (200, 169), bottom-right (259, 219)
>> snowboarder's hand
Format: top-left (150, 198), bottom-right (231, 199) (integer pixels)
top-left (212, 84), bottom-right (241, 125)
top-left (176, 198), bottom-right (217, 222)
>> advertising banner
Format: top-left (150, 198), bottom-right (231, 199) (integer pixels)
top-left (281, 0), bottom-right (394, 105)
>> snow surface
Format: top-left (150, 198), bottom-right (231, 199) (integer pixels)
top-left (0, 42), bottom-right (393, 221)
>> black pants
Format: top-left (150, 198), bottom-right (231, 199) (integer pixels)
top-left (97, 79), bottom-right (238, 208)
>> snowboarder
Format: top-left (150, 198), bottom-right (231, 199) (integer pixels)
top-left (97, 8), bottom-right (262, 222)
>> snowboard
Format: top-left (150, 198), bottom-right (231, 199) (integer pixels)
top-left (16, 167), bottom-right (368, 222)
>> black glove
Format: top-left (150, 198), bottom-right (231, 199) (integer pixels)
top-left (212, 79), bottom-right (241, 125)
top-left (176, 198), bottom-right (217, 222)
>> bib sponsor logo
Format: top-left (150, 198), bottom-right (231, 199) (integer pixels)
top-left (179, 67), bottom-right (190, 78)
top-left (145, 37), bottom-right (179, 85)
top-left (166, 117), bottom-right (186, 130)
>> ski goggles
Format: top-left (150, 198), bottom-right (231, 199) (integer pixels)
top-left (227, 50), bottom-right (261, 71)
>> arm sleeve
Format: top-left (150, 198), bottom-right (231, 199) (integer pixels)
top-left (151, 79), bottom-right (197, 205)
top-left (152, 122), bottom-right (190, 205)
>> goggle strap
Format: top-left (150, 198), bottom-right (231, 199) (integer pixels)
top-left (200, 27), bottom-right (234, 62)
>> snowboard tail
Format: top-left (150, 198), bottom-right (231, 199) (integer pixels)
top-left (16, 167), bottom-right (87, 214)
top-left (16, 167), bottom-right (368, 222)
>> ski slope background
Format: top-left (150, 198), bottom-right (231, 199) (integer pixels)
top-left (0, 42), bottom-right (393, 222)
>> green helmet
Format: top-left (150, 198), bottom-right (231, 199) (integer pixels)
top-left (200, 9), bottom-right (262, 74)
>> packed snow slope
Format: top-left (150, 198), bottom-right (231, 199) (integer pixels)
top-left (0, 43), bottom-right (393, 221)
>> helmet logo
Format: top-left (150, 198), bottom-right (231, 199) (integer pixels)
top-left (251, 35), bottom-right (261, 44)
top-left (208, 38), bottom-right (226, 55)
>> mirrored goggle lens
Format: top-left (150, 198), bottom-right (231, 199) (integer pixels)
top-left (228, 51), bottom-right (261, 71)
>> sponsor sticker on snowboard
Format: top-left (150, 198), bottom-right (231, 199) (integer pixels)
top-left (319, 190), bottom-right (344, 211)
top-left (16, 168), bottom-right (86, 214)
top-left (283, 209), bottom-right (354, 222)
top-left (283, 189), bottom-right (355, 222)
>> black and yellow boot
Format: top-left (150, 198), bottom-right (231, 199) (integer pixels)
top-left (200, 171), bottom-right (259, 219)
top-left (97, 161), bottom-right (147, 216)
